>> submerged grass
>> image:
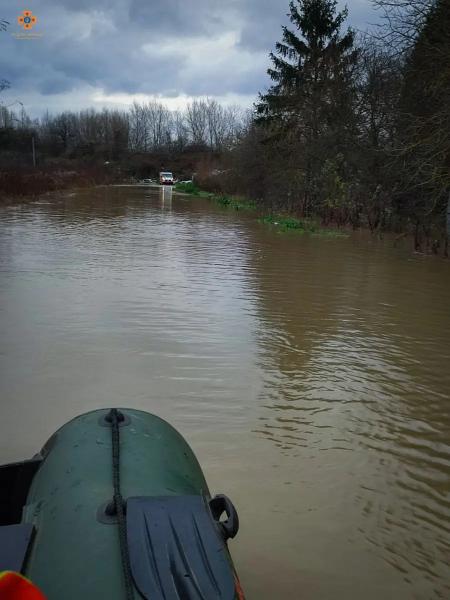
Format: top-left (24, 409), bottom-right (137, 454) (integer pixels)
top-left (215, 195), bottom-right (257, 211)
top-left (262, 215), bottom-right (308, 231)
top-left (174, 181), bottom-right (202, 194)
top-left (175, 183), bottom-right (347, 237)
top-left (175, 183), bottom-right (256, 210)
top-left (261, 214), bottom-right (347, 236)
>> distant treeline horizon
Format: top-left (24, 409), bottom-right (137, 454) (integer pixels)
top-left (0, 98), bottom-right (249, 158)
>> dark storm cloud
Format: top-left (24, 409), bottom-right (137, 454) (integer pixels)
top-left (128, 0), bottom-right (227, 36)
top-left (39, 77), bottom-right (74, 96)
top-left (0, 0), bottom-right (375, 115)
top-left (234, 0), bottom-right (292, 51)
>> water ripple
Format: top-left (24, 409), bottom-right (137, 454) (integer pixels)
top-left (1, 188), bottom-right (449, 598)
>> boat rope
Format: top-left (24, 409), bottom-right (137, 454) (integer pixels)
top-left (107, 408), bottom-right (135, 600)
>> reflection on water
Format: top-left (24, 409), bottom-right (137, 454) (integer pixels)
top-left (0, 186), bottom-right (449, 599)
top-left (250, 236), bottom-right (450, 597)
top-left (159, 184), bottom-right (173, 208)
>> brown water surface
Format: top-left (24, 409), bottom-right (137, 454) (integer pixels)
top-left (1, 187), bottom-right (449, 599)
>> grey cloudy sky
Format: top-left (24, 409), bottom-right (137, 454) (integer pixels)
top-left (0, 0), bottom-right (376, 117)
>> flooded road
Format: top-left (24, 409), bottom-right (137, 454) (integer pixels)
top-left (1, 186), bottom-right (449, 599)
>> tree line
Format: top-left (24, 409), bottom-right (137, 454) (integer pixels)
top-left (222, 0), bottom-right (450, 250)
top-left (0, 99), bottom-right (248, 166)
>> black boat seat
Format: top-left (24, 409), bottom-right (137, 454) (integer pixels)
top-left (0, 459), bottom-right (42, 526)
top-left (0, 523), bottom-right (35, 572)
top-left (0, 459), bottom-right (40, 574)
top-left (127, 495), bottom-right (238, 600)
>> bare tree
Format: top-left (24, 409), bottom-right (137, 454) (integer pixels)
top-left (146, 101), bottom-right (172, 149)
top-left (128, 101), bottom-right (149, 151)
top-left (0, 19), bottom-right (10, 94)
top-left (172, 110), bottom-right (189, 150)
top-left (186, 100), bottom-right (208, 146)
top-left (371, 0), bottom-right (435, 51)
top-left (108, 110), bottom-right (129, 158)
top-left (0, 105), bottom-right (15, 128)
top-left (50, 112), bottom-right (76, 152)
top-left (0, 80), bottom-right (9, 94)
top-left (356, 39), bottom-right (402, 149)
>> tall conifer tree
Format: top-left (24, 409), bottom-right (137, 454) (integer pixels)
top-left (256, 1), bottom-right (357, 212)
top-left (257, 0), bottom-right (356, 127)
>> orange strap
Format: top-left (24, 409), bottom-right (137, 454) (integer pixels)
top-left (0, 572), bottom-right (46, 600)
top-left (234, 573), bottom-right (246, 600)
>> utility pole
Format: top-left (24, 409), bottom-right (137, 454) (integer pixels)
top-left (32, 135), bottom-right (36, 168)
top-left (447, 192), bottom-right (450, 235)
top-left (446, 192), bottom-right (450, 257)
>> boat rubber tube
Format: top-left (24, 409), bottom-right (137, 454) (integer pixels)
top-left (0, 408), bottom-right (243, 599)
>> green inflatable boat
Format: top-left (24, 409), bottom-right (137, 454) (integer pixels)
top-left (0, 408), bottom-right (244, 599)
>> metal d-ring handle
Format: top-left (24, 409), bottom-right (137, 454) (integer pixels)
top-left (209, 494), bottom-right (239, 540)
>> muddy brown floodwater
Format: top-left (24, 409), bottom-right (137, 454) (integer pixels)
top-left (1, 186), bottom-right (449, 599)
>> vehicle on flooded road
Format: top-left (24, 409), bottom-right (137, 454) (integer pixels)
top-left (159, 172), bottom-right (174, 185)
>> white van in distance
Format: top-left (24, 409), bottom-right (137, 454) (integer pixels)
top-left (159, 172), bottom-right (174, 185)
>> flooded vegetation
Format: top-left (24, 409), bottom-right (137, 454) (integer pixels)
top-left (1, 188), bottom-right (449, 599)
